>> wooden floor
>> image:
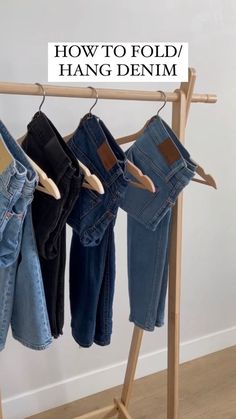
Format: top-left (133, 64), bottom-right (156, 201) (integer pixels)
top-left (27, 346), bottom-right (236, 419)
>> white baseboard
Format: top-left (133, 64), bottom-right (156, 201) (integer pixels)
top-left (3, 326), bottom-right (236, 419)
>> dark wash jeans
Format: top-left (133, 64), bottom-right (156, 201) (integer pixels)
top-left (67, 114), bottom-right (128, 347)
top-left (22, 112), bottom-right (83, 337)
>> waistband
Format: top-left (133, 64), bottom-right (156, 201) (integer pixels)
top-left (20, 176), bottom-right (37, 199)
top-left (0, 161), bottom-right (26, 199)
top-left (27, 112), bottom-right (80, 181)
top-left (70, 114), bottom-right (127, 187)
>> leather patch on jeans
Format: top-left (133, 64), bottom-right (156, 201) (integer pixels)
top-left (97, 141), bottom-right (117, 171)
top-left (158, 137), bottom-right (181, 165)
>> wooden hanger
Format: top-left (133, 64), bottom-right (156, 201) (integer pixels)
top-left (79, 161), bottom-right (104, 194)
top-left (17, 134), bottom-right (61, 199)
top-left (13, 84), bottom-right (61, 199)
top-left (116, 90), bottom-right (166, 146)
top-left (19, 85), bottom-right (104, 195)
top-left (1, 128), bottom-right (61, 200)
top-left (19, 131), bottom-right (103, 195)
top-left (27, 157), bottom-right (61, 199)
top-left (191, 164), bottom-right (217, 189)
top-left (18, 129), bottom-right (104, 195)
top-left (117, 119), bottom-right (217, 189)
top-left (125, 160), bottom-right (155, 192)
top-left (64, 87), bottom-right (155, 193)
top-left (1, 132), bottom-right (60, 199)
top-left (0, 135), bottom-right (14, 174)
top-left (64, 128), bottom-right (155, 193)
top-left (117, 91), bottom-right (217, 190)
top-left (117, 118), bottom-right (151, 146)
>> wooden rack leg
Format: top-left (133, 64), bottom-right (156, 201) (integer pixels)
top-left (0, 391), bottom-right (3, 419)
top-left (117, 326), bottom-right (144, 418)
top-left (167, 69), bottom-right (196, 419)
top-left (167, 90), bottom-right (186, 419)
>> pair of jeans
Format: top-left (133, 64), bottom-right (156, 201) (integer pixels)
top-left (22, 112), bottom-right (83, 338)
top-left (67, 114), bottom-right (128, 347)
top-left (121, 115), bottom-right (197, 331)
top-left (0, 120), bottom-right (52, 350)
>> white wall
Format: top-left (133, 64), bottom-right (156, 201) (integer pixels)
top-left (1, 1), bottom-right (236, 418)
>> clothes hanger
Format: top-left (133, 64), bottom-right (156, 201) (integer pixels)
top-left (64, 86), bottom-right (155, 193)
top-left (17, 86), bottom-right (104, 195)
top-left (43, 86), bottom-right (101, 194)
top-left (79, 160), bottom-right (104, 194)
top-left (16, 83), bottom-right (61, 199)
top-left (190, 163), bottom-right (217, 189)
top-left (116, 90), bottom-right (166, 146)
top-left (1, 119), bottom-right (61, 199)
top-left (117, 91), bottom-right (217, 190)
top-left (0, 134), bottom-right (14, 174)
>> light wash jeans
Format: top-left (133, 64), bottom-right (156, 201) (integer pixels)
top-left (0, 120), bottom-right (52, 350)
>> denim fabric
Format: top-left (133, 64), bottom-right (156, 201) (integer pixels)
top-left (121, 115), bottom-right (197, 331)
top-left (0, 164), bottom-right (26, 267)
top-left (0, 121), bottom-right (52, 350)
top-left (67, 114), bottom-right (128, 246)
top-left (67, 114), bottom-right (128, 347)
top-left (11, 206), bottom-right (52, 350)
top-left (22, 112), bottom-right (83, 338)
top-left (0, 122), bottom-right (30, 267)
top-left (70, 221), bottom-right (115, 347)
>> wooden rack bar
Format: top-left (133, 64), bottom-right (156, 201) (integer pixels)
top-left (0, 81), bottom-right (216, 104)
top-left (0, 70), bottom-right (217, 419)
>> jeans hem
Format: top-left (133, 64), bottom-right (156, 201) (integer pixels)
top-left (155, 320), bottom-right (165, 327)
top-left (12, 332), bottom-right (53, 350)
top-left (72, 331), bottom-right (111, 347)
top-left (72, 332), bottom-right (93, 348)
top-left (129, 316), bottom-right (155, 332)
top-left (94, 337), bottom-right (111, 346)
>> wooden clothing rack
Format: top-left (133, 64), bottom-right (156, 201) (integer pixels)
top-left (0, 68), bottom-right (217, 419)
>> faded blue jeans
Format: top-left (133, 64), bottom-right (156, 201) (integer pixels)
top-left (0, 121), bottom-right (52, 350)
top-left (121, 116), bottom-right (197, 331)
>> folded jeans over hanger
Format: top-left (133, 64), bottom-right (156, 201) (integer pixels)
top-left (0, 121), bottom-right (52, 351)
top-left (21, 112), bottom-right (83, 338)
top-left (67, 114), bottom-right (129, 347)
top-left (120, 115), bottom-right (197, 331)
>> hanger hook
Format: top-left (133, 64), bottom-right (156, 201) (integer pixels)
top-left (87, 86), bottom-right (99, 116)
top-left (35, 83), bottom-right (46, 113)
top-left (156, 90), bottom-right (167, 115)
